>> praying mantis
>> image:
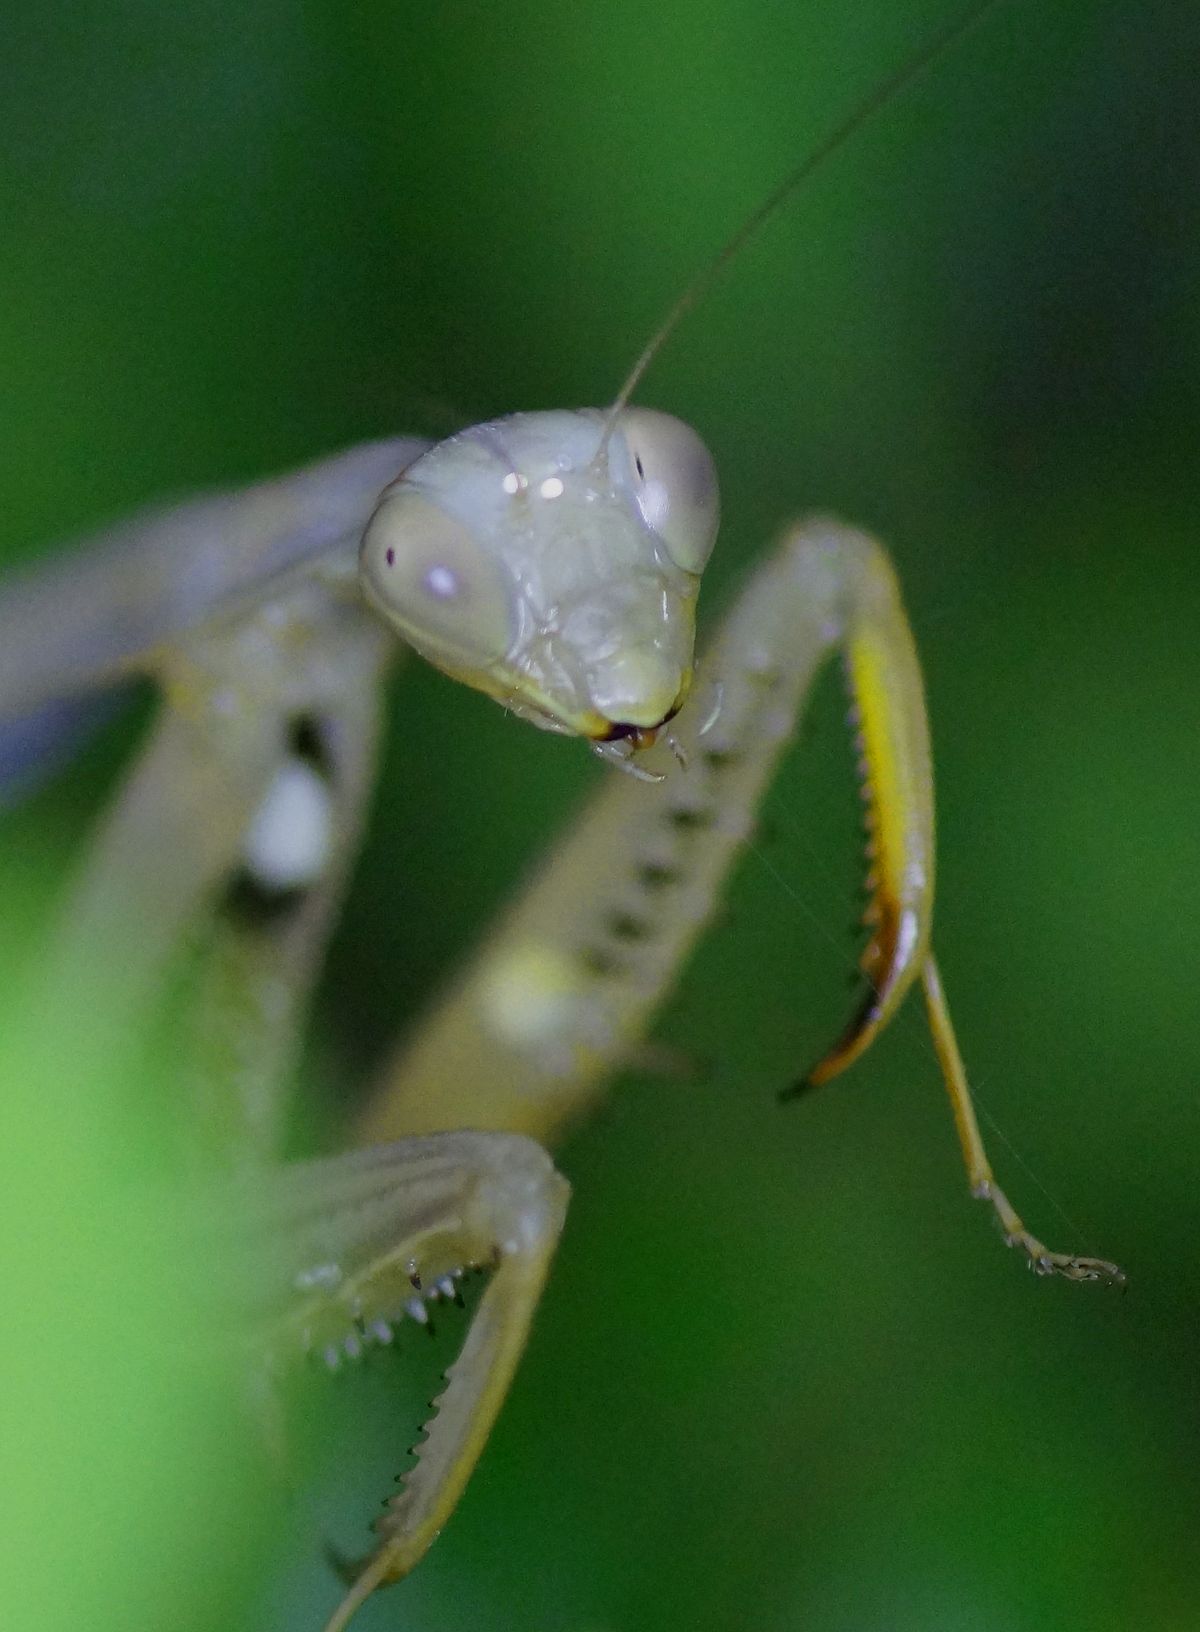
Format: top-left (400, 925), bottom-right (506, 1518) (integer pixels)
top-left (0, 3), bottom-right (1139, 1629)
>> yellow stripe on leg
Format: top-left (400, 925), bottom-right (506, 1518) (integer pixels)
top-left (802, 535), bottom-right (934, 1087)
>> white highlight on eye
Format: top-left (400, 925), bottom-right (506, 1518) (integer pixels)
top-left (637, 477), bottom-right (670, 532)
top-left (501, 471), bottom-right (522, 495)
top-left (423, 564), bottom-right (461, 600)
top-left (539, 476), bottom-right (565, 499)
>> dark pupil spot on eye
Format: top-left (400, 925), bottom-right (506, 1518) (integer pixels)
top-left (635, 456), bottom-right (645, 479)
top-left (385, 547), bottom-right (396, 567)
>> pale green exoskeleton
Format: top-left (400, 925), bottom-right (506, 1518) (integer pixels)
top-left (0, 3), bottom-right (1123, 1629)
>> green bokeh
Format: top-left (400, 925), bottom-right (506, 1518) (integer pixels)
top-left (2, 3), bottom-right (1198, 1630)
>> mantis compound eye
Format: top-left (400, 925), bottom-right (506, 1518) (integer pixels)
top-left (359, 484), bottom-right (514, 670)
top-left (616, 408), bottom-right (720, 576)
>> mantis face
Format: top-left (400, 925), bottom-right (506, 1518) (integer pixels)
top-left (358, 407), bottom-right (719, 744)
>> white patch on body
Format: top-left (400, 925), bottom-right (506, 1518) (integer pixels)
top-left (480, 939), bottom-right (620, 1081)
top-left (242, 758), bottom-right (333, 891)
top-left (480, 940), bottom-right (594, 1071)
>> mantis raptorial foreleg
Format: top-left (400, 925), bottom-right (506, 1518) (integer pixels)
top-left (29, 561), bottom-right (393, 1166)
top-left (178, 599), bottom-right (392, 1168)
top-left (234, 1132), bottom-right (569, 1632)
top-left (358, 518), bottom-right (1120, 1287)
top-left (4, 439), bottom-right (429, 1053)
top-left (354, 514), bottom-right (856, 1148)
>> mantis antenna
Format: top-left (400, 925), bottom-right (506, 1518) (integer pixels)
top-left (597, 0), bottom-right (1008, 449)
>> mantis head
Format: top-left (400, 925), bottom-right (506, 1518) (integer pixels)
top-left (359, 408), bottom-right (718, 745)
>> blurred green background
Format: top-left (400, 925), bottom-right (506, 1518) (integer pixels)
top-left (2, 1), bottom-right (1199, 1629)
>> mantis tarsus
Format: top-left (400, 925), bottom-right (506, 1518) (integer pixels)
top-left (0, 3), bottom-right (1126, 1627)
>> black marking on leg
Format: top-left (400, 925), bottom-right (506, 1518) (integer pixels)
top-left (606, 910), bottom-right (652, 942)
top-left (222, 868), bottom-right (309, 924)
top-left (289, 712), bottom-right (332, 773)
top-left (636, 859), bottom-right (681, 889)
top-left (580, 944), bottom-right (625, 977)
top-left (666, 803), bottom-right (715, 832)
